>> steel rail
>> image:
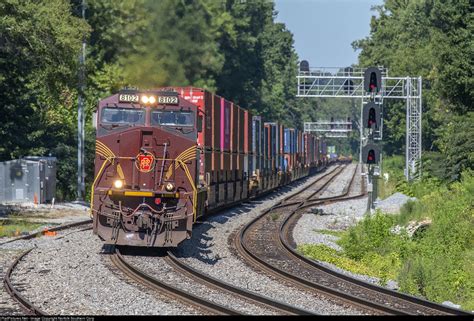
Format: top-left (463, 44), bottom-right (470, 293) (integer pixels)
top-left (0, 219), bottom-right (93, 246)
top-left (237, 165), bottom-right (408, 315)
top-left (165, 250), bottom-right (314, 315)
top-left (2, 221), bottom-right (94, 316)
top-left (3, 248), bottom-right (46, 316)
top-left (110, 248), bottom-right (240, 315)
top-left (279, 167), bottom-right (472, 315)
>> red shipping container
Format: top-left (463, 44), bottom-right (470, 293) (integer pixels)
top-left (239, 108), bottom-right (245, 153)
top-left (232, 153), bottom-right (238, 180)
top-left (213, 150), bottom-right (221, 182)
top-left (214, 95), bottom-right (221, 151)
top-left (236, 106), bottom-right (241, 153)
top-left (221, 100), bottom-right (231, 152)
top-left (223, 152), bottom-right (230, 181)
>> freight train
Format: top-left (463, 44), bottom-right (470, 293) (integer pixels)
top-left (91, 87), bottom-right (328, 247)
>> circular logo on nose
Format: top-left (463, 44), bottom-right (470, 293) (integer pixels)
top-left (135, 152), bottom-right (155, 172)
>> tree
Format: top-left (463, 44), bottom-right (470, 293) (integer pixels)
top-left (0, 0), bottom-right (90, 199)
top-left (352, 0), bottom-right (473, 180)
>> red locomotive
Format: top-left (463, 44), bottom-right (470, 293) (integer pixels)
top-left (92, 87), bottom-right (327, 247)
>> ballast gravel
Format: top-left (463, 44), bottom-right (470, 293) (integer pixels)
top-left (1, 164), bottom-right (367, 315)
top-left (293, 164), bottom-right (400, 290)
top-left (6, 229), bottom-right (200, 315)
top-left (127, 255), bottom-right (279, 315)
top-left (0, 249), bottom-right (26, 315)
top-left (318, 164), bottom-right (356, 198)
top-left (174, 166), bottom-right (365, 315)
top-left (375, 192), bottom-right (416, 214)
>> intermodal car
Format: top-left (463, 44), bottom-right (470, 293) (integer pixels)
top-left (91, 87), bottom-right (327, 247)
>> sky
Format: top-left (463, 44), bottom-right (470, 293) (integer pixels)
top-left (274, 0), bottom-right (384, 67)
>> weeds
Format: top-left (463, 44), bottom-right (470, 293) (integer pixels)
top-left (0, 219), bottom-right (44, 237)
top-left (313, 229), bottom-right (345, 237)
top-left (270, 213), bottom-right (280, 221)
top-left (300, 168), bottom-right (474, 310)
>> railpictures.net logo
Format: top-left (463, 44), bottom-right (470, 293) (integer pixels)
top-left (0, 316), bottom-right (94, 321)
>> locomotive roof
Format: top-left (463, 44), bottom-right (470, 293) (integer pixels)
top-left (99, 90), bottom-right (198, 110)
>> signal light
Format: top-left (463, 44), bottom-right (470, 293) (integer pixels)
top-left (364, 67), bottom-right (382, 94)
top-left (362, 144), bottom-right (381, 164)
top-left (343, 67), bottom-right (353, 94)
top-left (299, 60), bottom-right (309, 73)
top-left (362, 102), bottom-right (381, 130)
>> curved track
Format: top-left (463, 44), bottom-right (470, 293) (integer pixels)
top-left (2, 219), bottom-right (92, 316)
top-left (110, 248), bottom-right (240, 315)
top-left (165, 250), bottom-right (314, 315)
top-left (112, 247), bottom-right (314, 315)
top-left (237, 164), bottom-right (471, 315)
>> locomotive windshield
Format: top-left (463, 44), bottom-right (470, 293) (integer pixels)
top-left (151, 110), bottom-right (194, 127)
top-left (101, 107), bottom-right (145, 125)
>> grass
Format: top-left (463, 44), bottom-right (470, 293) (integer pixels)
top-left (0, 219), bottom-right (44, 237)
top-left (270, 213), bottom-right (280, 221)
top-left (313, 229), bottom-right (345, 237)
top-left (299, 165), bottom-right (474, 310)
top-left (378, 155), bottom-right (404, 199)
top-left (298, 243), bottom-right (398, 285)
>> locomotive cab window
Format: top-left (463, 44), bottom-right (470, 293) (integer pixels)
top-left (151, 110), bottom-right (194, 127)
top-left (101, 107), bottom-right (145, 125)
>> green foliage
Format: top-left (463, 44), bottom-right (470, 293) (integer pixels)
top-left (353, 0), bottom-right (473, 180)
top-left (0, 0), bottom-right (88, 158)
top-left (298, 243), bottom-right (399, 285)
top-left (0, 0), bottom-right (307, 200)
top-left (0, 0), bottom-right (90, 199)
top-left (303, 170), bottom-right (474, 309)
top-left (0, 220), bottom-right (44, 238)
top-left (435, 112), bottom-right (474, 182)
top-left (313, 229), bottom-right (345, 237)
top-left (121, 0), bottom-right (224, 90)
top-left (338, 211), bottom-right (398, 261)
top-left (397, 171), bottom-right (474, 307)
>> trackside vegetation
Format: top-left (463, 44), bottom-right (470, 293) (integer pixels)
top-left (0, 220), bottom-right (44, 238)
top-left (0, 0), bottom-right (470, 200)
top-left (299, 169), bottom-right (474, 310)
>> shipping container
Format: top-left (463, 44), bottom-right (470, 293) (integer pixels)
top-left (230, 103), bottom-right (238, 153)
top-left (222, 100), bottom-right (231, 152)
top-left (239, 108), bottom-right (245, 153)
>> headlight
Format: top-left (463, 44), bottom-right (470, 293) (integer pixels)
top-left (148, 96), bottom-right (156, 104)
top-left (114, 179), bottom-right (124, 189)
top-left (141, 95), bottom-right (149, 104)
top-left (165, 182), bottom-right (175, 192)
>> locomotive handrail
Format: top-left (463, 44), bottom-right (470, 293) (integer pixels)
top-left (91, 156), bottom-right (197, 221)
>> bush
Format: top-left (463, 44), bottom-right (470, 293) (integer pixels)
top-left (338, 211), bottom-right (395, 260)
top-left (301, 170), bottom-right (474, 310)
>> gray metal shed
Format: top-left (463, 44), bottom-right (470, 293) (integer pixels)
top-left (0, 157), bottom-right (57, 204)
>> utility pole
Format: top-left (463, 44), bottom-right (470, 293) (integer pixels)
top-left (77, 0), bottom-right (86, 201)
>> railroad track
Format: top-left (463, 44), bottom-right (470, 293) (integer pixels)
top-left (111, 246), bottom-right (314, 315)
top-left (110, 248), bottom-right (240, 315)
top-left (0, 219), bottom-right (93, 246)
top-left (2, 219), bottom-right (93, 316)
top-left (236, 164), bottom-right (471, 315)
top-left (102, 167), bottom-right (348, 315)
